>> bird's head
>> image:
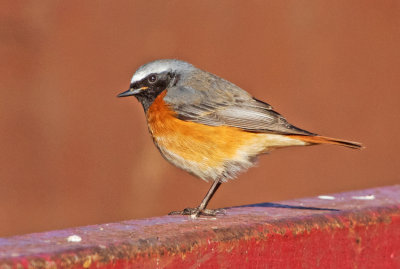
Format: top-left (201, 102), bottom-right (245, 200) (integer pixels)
top-left (118, 59), bottom-right (195, 111)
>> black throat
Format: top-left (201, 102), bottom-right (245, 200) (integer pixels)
top-left (135, 88), bottom-right (166, 112)
top-left (133, 72), bottom-right (177, 112)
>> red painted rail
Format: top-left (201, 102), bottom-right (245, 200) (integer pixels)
top-left (1, 185), bottom-right (400, 268)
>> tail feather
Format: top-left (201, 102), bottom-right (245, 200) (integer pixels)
top-left (288, 135), bottom-right (363, 149)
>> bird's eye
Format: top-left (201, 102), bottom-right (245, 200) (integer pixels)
top-left (148, 74), bottom-right (157, 83)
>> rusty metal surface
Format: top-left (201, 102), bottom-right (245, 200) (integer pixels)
top-left (1, 185), bottom-right (400, 268)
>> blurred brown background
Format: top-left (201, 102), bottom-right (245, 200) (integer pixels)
top-left (1, 1), bottom-right (399, 237)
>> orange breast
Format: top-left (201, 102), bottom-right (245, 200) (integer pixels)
top-left (145, 91), bottom-right (267, 181)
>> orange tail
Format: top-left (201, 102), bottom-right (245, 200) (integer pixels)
top-left (288, 135), bottom-right (363, 149)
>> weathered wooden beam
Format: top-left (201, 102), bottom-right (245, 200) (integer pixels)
top-left (1, 185), bottom-right (399, 268)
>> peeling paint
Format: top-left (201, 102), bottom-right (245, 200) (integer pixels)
top-left (318, 195), bottom-right (335, 200)
top-left (67, 235), bottom-right (82, 243)
top-left (352, 195), bottom-right (375, 200)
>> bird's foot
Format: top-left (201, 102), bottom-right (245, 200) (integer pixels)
top-left (168, 207), bottom-right (226, 217)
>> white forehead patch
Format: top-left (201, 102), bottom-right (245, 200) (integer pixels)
top-left (131, 59), bottom-right (195, 83)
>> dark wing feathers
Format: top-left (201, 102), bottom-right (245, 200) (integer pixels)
top-left (164, 78), bottom-right (314, 136)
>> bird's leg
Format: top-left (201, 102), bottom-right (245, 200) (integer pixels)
top-left (168, 180), bottom-right (225, 217)
top-left (196, 180), bottom-right (222, 214)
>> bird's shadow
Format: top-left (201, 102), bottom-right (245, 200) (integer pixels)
top-left (230, 202), bottom-right (339, 212)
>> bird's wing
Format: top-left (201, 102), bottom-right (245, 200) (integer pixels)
top-left (164, 83), bottom-right (314, 136)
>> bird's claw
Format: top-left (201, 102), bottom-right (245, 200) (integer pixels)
top-left (168, 207), bottom-right (226, 217)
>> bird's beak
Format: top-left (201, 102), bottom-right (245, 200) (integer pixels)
top-left (117, 87), bottom-right (148, 97)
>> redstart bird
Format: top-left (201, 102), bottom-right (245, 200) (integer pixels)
top-left (118, 59), bottom-right (362, 218)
